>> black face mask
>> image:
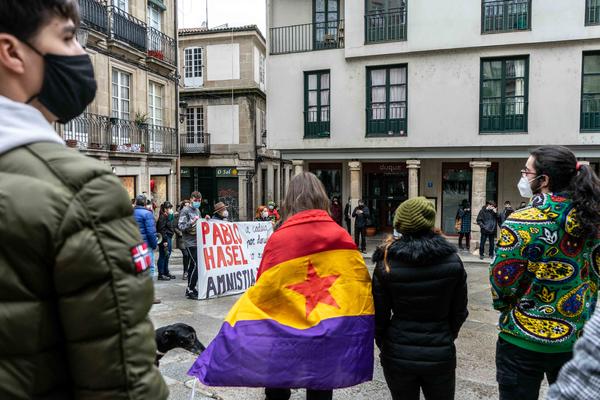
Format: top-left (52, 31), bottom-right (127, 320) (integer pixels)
top-left (25, 42), bottom-right (97, 123)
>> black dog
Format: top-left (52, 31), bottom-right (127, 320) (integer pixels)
top-left (155, 323), bottom-right (206, 366)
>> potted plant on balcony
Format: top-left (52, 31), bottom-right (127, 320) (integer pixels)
top-left (148, 50), bottom-right (165, 60)
top-left (134, 111), bottom-right (149, 130)
top-left (65, 139), bottom-right (78, 148)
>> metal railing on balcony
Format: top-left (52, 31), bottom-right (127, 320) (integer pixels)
top-left (147, 27), bottom-right (177, 65)
top-left (56, 113), bottom-right (110, 150)
top-left (109, 6), bottom-right (147, 52)
top-left (480, 98), bottom-right (528, 132)
top-left (586, 0), bottom-right (600, 25)
top-left (366, 105), bottom-right (407, 136)
top-left (304, 109), bottom-right (330, 138)
top-left (79, 0), bottom-right (109, 34)
top-left (56, 114), bottom-right (177, 155)
top-left (180, 132), bottom-right (211, 155)
top-left (270, 20), bottom-right (344, 55)
top-left (482, 0), bottom-right (530, 33)
top-left (365, 8), bottom-right (407, 44)
top-left (581, 97), bottom-right (600, 131)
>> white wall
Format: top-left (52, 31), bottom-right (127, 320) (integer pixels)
top-left (267, 40), bottom-right (600, 152)
top-left (207, 44), bottom-right (240, 81)
top-left (207, 105), bottom-right (240, 144)
top-left (253, 46), bottom-right (261, 84)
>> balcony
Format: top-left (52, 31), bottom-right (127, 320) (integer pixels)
top-left (366, 105), bottom-right (407, 137)
top-left (304, 110), bottom-right (330, 138)
top-left (79, 0), bottom-right (108, 34)
top-left (180, 132), bottom-right (211, 155)
top-left (56, 113), bottom-right (178, 156)
top-left (581, 97), bottom-right (600, 131)
top-left (482, 0), bottom-right (530, 33)
top-left (587, 0), bottom-right (600, 26)
top-left (365, 8), bottom-right (407, 44)
top-left (270, 20), bottom-right (344, 55)
top-left (147, 27), bottom-right (177, 65)
top-left (480, 98), bottom-right (528, 132)
top-left (109, 6), bottom-right (147, 52)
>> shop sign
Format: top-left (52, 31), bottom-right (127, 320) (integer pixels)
top-left (216, 167), bottom-right (239, 178)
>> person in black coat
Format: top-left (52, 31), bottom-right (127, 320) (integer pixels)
top-left (156, 201), bottom-right (176, 280)
top-left (476, 200), bottom-right (499, 260)
top-left (372, 196), bottom-right (468, 400)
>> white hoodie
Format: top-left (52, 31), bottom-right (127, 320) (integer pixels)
top-left (0, 95), bottom-right (64, 156)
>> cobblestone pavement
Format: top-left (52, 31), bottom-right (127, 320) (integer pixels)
top-left (151, 253), bottom-right (549, 400)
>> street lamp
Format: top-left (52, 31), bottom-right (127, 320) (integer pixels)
top-left (76, 22), bottom-right (90, 49)
top-left (179, 101), bottom-right (188, 123)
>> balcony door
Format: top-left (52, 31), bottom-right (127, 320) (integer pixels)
top-left (313, 0), bottom-right (339, 50)
top-left (147, 4), bottom-right (162, 51)
top-left (114, 0), bottom-right (128, 11)
top-left (111, 68), bottom-right (131, 147)
top-left (366, 0), bottom-right (407, 42)
top-left (148, 81), bottom-right (163, 152)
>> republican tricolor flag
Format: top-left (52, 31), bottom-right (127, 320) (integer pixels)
top-left (188, 209), bottom-right (375, 390)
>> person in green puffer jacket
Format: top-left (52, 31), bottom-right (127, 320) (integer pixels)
top-left (0, 1), bottom-right (168, 399)
top-left (490, 145), bottom-right (600, 400)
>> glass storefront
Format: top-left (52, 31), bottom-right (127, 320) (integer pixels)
top-left (180, 167), bottom-right (239, 220)
top-left (363, 163), bottom-right (408, 232)
top-left (442, 163), bottom-right (472, 234)
top-left (310, 163), bottom-right (342, 199)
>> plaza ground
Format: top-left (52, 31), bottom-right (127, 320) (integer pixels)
top-left (151, 244), bottom-right (549, 400)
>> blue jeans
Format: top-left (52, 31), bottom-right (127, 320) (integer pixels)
top-left (480, 233), bottom-right (495, 257)
top-left (157, 236), bottom-right (172, 276)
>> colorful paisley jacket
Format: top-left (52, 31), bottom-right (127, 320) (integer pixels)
top-left (490, 192), bottom-right (600, 353)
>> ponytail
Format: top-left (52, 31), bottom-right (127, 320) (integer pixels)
top-left (571, 164), bottom-right (600, 237)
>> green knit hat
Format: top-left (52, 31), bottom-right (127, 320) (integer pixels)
top-left (394, 196), bottom-right (436, 234)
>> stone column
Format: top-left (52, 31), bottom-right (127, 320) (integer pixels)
top-left (349, 161), bottom-right (362, 235)
top-left (292, 160), bottom-right (304, 177)
top-left (470, 161), bottom-right (491, 250)
top-left (406, 160), bottom-right (421, 199)
top-left (237, 168), bottom-right (250, 222)
top-left (267, 163), bottom-right (275, 203)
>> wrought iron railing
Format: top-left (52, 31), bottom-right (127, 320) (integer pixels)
top-left (365, 8), bottom-right (407, 43)
top-left (109, 6), bottom-right (147, 52)
top-left (79, 0), bottom-right (109, 34)
top-left (180, 132), bottom-right (211, 155)
top-left (480, 98), bottom-right (528, 132)
top-left (586, 0), bottom-right (600, 25)
top-left (56, 114), bottom-right (177, 155)
top-left (482, 0), bottom-right (530, 33)
top-left (304, 110), bottom-right (330, 138)
top-left (581, 97), bottom-right (600, 131)
top-left (147, 27), bottom-right (177, 65)
top-left (270, 20), bottom-right (344, 55)
top-left (366, 105), bottom-right (407, 136)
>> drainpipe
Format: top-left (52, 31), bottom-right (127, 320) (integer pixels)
top-left (174, 0), bottom-right (181, 203)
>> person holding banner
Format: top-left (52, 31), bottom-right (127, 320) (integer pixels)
top-left (211, 202), bottom-right (229, 221)
top-left (188, 172), bottom-right (375, 400)
top-left (179, 191), bottom-right (203, 299)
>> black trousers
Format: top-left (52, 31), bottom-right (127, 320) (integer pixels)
top-left (181, 248), bottom-right (190, 274)
top-left (479, 233), bottom-right (495, 257)
top-left (458, 233), bottom-right (471, 250)
top-left (382, 367), bottom-right (455, 400)
top-left (345, 218), bottom-right (352, 235)
top-left (186, 247), bottom-right (199, 294)
top-left (354, 226), bottom-right (367, 251)
top-left (496, 338), bottom-right (573, 400)
top-left (265, 388), bottom-right (332, 400)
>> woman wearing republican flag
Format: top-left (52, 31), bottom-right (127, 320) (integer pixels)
top-left (372, 197), bottom-right (468, 400)
top-left (188, 172), bottom-right (375, 400)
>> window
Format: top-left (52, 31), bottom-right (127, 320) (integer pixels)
top-left (259, 53), bottom-right (266, 85)
top-left (480, 57), bottom-right (528, 133)
top-left (581, 53), bottom-right (600, 131)
top-left (482, 0), bottom-right (530, 33)
top-left (586, 0), bottom-right (600, 26)
top-left (304, 70), bottom-right (330, 138)
top-left (111, 68), bottom-right (131, 146)
top-left (366, 65), bottom-right (407, 136)
top-left (148, 82), bottom-right (163, 152)
top-left (365, 0), bottom-right (407, 43)
top-left (147, 4), bottom-right (162, 51)
top-left (184, 47), bottom-right (203, 87)
top-left (115, 0), bottom-right (128, 11)
top-left (314, 0), bottom-right (340, 50)
top-left (186, 107), bottom-right (205, 144)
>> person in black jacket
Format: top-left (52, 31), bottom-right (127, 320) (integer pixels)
top-left (156, 201), bottom-right (176, 280)
top-left (372, 196), bottom-right (468, 400)
top-left (352, 200), bottom-right (370, 253)
top-left (476, 200), bottom-right (499, 260)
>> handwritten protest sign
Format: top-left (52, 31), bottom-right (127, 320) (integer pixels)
top-left (195, 220), bottom-right (273, 299)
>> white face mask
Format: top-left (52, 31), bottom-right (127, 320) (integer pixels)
top-left (518, 176), bottom-right (536, 198)
top-left (222, 210), bottom-right (229, 218)
top-left (262, 211), bottom-right (269, 218)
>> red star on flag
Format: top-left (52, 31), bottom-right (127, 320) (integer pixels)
top-left (286, 260), bottom-right (340, 318)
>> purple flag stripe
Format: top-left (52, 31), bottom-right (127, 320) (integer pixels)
top-left (188, 315), bottom-right (375, 390)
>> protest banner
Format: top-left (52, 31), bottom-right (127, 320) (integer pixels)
top-left (195, 220), bottom-right (273, 299)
